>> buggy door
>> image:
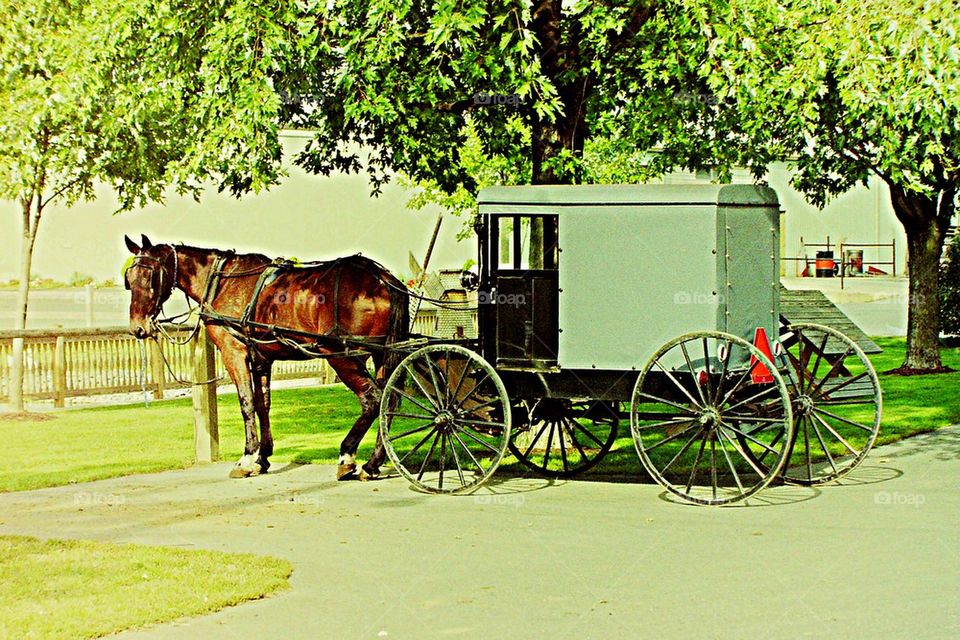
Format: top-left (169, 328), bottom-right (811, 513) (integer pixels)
top-left (482, 215), bottom-right (559, 368)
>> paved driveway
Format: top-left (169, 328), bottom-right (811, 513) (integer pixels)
top-left (1, 428), bottom-right (957, 640)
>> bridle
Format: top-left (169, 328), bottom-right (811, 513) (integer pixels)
top-left (125, 244), bottom-right (179, 323)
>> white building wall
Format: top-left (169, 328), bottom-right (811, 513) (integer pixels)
top-left (663, 163), bottom-right (907, 277)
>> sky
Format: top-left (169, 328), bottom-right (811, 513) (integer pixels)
top-left (0, 131), bottom-right (474, 284)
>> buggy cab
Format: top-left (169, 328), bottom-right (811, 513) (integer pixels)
top-left (476, 184), bottom-right (781, 379)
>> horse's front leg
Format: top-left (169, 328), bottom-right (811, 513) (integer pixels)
top-left (252, 361), bottom-right (274, 473)
top-left (208, 329), bottom-right (261, 478)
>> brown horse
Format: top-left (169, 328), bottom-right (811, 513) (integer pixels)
top-left (124, 234), bottom-right (408, 480)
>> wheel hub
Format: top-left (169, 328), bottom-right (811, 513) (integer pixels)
top-left (795, 395), bottom-right (815, 417)
top-left (698, 408), bottom-right (721, 430)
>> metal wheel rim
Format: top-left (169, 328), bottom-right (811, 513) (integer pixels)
top-left (379, 344), bottom-right (511, 494)
top-left (630, 330), bottom-right (794, 506)
top-left (775, 322), bottom-right (882, 485)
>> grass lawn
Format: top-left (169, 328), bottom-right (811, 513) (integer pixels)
top-left (1, 337), bottom-right (957, 492)
top-left (0, 535), bottom-right (291, 640)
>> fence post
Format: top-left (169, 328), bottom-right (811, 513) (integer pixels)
top-left (53, 335), bottom-right (66, 408)
top-left (192, 330), bottom-right (219, 463)
top-left (150, 340), bottom-right (165, 400)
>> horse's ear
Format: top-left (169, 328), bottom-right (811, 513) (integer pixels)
top-left (140, 234), bottom-right (153, 250)
top-left (124, 235), bottom-right (140, 254)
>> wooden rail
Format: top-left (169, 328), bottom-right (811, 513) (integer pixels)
top-left (0, 325), bottom-right (336, 407)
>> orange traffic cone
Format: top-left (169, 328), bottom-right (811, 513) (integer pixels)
top-left (750, 327), bottom-right (776, 384)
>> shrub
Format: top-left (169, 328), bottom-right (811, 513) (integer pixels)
top-left (940, 233), bottom-right (960, 336)
top-left (69, 272), bottom-right (94, 287)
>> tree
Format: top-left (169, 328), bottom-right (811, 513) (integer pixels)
top-left (0, 0), bottom-right (193, 410)
top-left (627, 0), bottom-right (959, 372)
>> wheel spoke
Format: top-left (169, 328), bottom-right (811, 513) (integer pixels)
top-left (397, 426), bottom-right (439, 465)
top-left (712, 339), bottom-right (733, 405)
top-left (716, 429), bottom-right (768, 479)
top-left (710, 438), bottom-right (718, 501)
top-left (386, 411), bottom-right (436, 421)
top-left (457, 417), bottom-right (508, 430)
top-left (642, 422), bottom-right (698, 452)
top-left (802, 414), bottom-right (813, 481)
top-left (416, 430), bottom-right (442, 481)
top-left (660, 428), bottom-right (702, 474)
top-left (424, 355), bottom-right (446, 409)
top-left (813, 371), bottom-right (871, 400)
top-left (455, 370), bottom-right (493, 410)
top-left (701, 337), bottom-right (715, 402)
top-left (719, 421), bottom-right (782, 456)
top-left (520, 420), bottom-right (551, 460)
top-left (392, 385), bottom-right (437, 416)
top-left (717, 433), bottom-right (746, 496)
top-left (810, 412), bottom-right (859, 455)
top-left (680, 341), bottom-right (707, 406)
top-left (558, 422), bottom-right (570, 473)
top-left (813, 407), bottom-right (875, 433)
top-left (438, 432), bottom-right (447, 490)
top-left (635, 392), bottom-right (700, 415)
top-left (403, 364), bottom-right (441, 411)
top-left (752, 426), bottom-right (785, 466)
top-left (457, 426), bottom-right (502, 455)
top-left (653, 360), bottom-right (703, 409)
top-left (685, 436), bottom-right (708, 494)
top-left (633, 417), bottom-right (697, 432)
top-left (718, 357), bottom-right (763, 407)
top-left (564, 417), bottom-right (591, 462)
top-left (542, 421), bottom-right (556, 470)
top-left (447, 429), bottom-right (466, 487)
top-left (389, 422), bottom-right (436, 442)
top-left (808, 416), bottom-right (839, 476)
top-left (807, 348), bottom-right (856, 398)
top-left (571, 419), bottom-right (609, 447)
top-left (724, 384), bottom-right (781, 414)
top-left (451, 429), bottom-right (486, 475)
top-left (805, 333), bottom-right (830, 393)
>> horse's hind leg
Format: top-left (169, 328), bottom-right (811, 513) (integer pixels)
top-left (331, 357), bottom-right (381, 480)
top-left (252, 361), bottom-right (273, 473)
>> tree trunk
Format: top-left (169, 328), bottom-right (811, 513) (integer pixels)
top-left (9, 198), bottom-right (39, 411)
top-left (889, 186), bottom-right (952, 372)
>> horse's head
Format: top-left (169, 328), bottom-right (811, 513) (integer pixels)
top-left (124, 234), bottom-right (178, 339)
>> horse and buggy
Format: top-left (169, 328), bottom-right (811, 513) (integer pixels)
top-left (125, 184), bottom-right (882, 506)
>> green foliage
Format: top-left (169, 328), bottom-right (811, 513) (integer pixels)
top-left (941, 234), bottom-right (960, 335)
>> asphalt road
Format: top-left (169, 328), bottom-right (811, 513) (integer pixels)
top-left (1, 427), bottom-right (957, 640)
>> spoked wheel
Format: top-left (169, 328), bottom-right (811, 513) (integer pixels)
top-left (379, 345), bottom-right (511, 494)
top-left (508, 399), bottom-right (618, 478)
top-left (630, 331), bottom-right (794, 506)
top-left (772, 323), bottom-right (882, 485)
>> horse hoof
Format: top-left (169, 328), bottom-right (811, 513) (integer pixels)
top-left (359, 468), bottom-right (380, 482)
top-left (229, 464), bottom-right (262, 478)
top-left (337, 464), bottom-right (357, 480)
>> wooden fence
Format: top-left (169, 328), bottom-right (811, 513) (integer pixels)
top-left (0, 308), bottom-right (476, 407)
top-left (0, 325), bottom-right (336, 406)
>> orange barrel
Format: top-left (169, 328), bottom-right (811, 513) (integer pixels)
top-left (815, 251), bottom-right (835, 277)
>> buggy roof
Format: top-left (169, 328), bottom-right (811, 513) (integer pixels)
top-left (477, 184), bottom-right (780, 210)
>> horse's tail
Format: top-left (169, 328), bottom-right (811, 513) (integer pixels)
top-left (382, 273), bottom-right (409, 377)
